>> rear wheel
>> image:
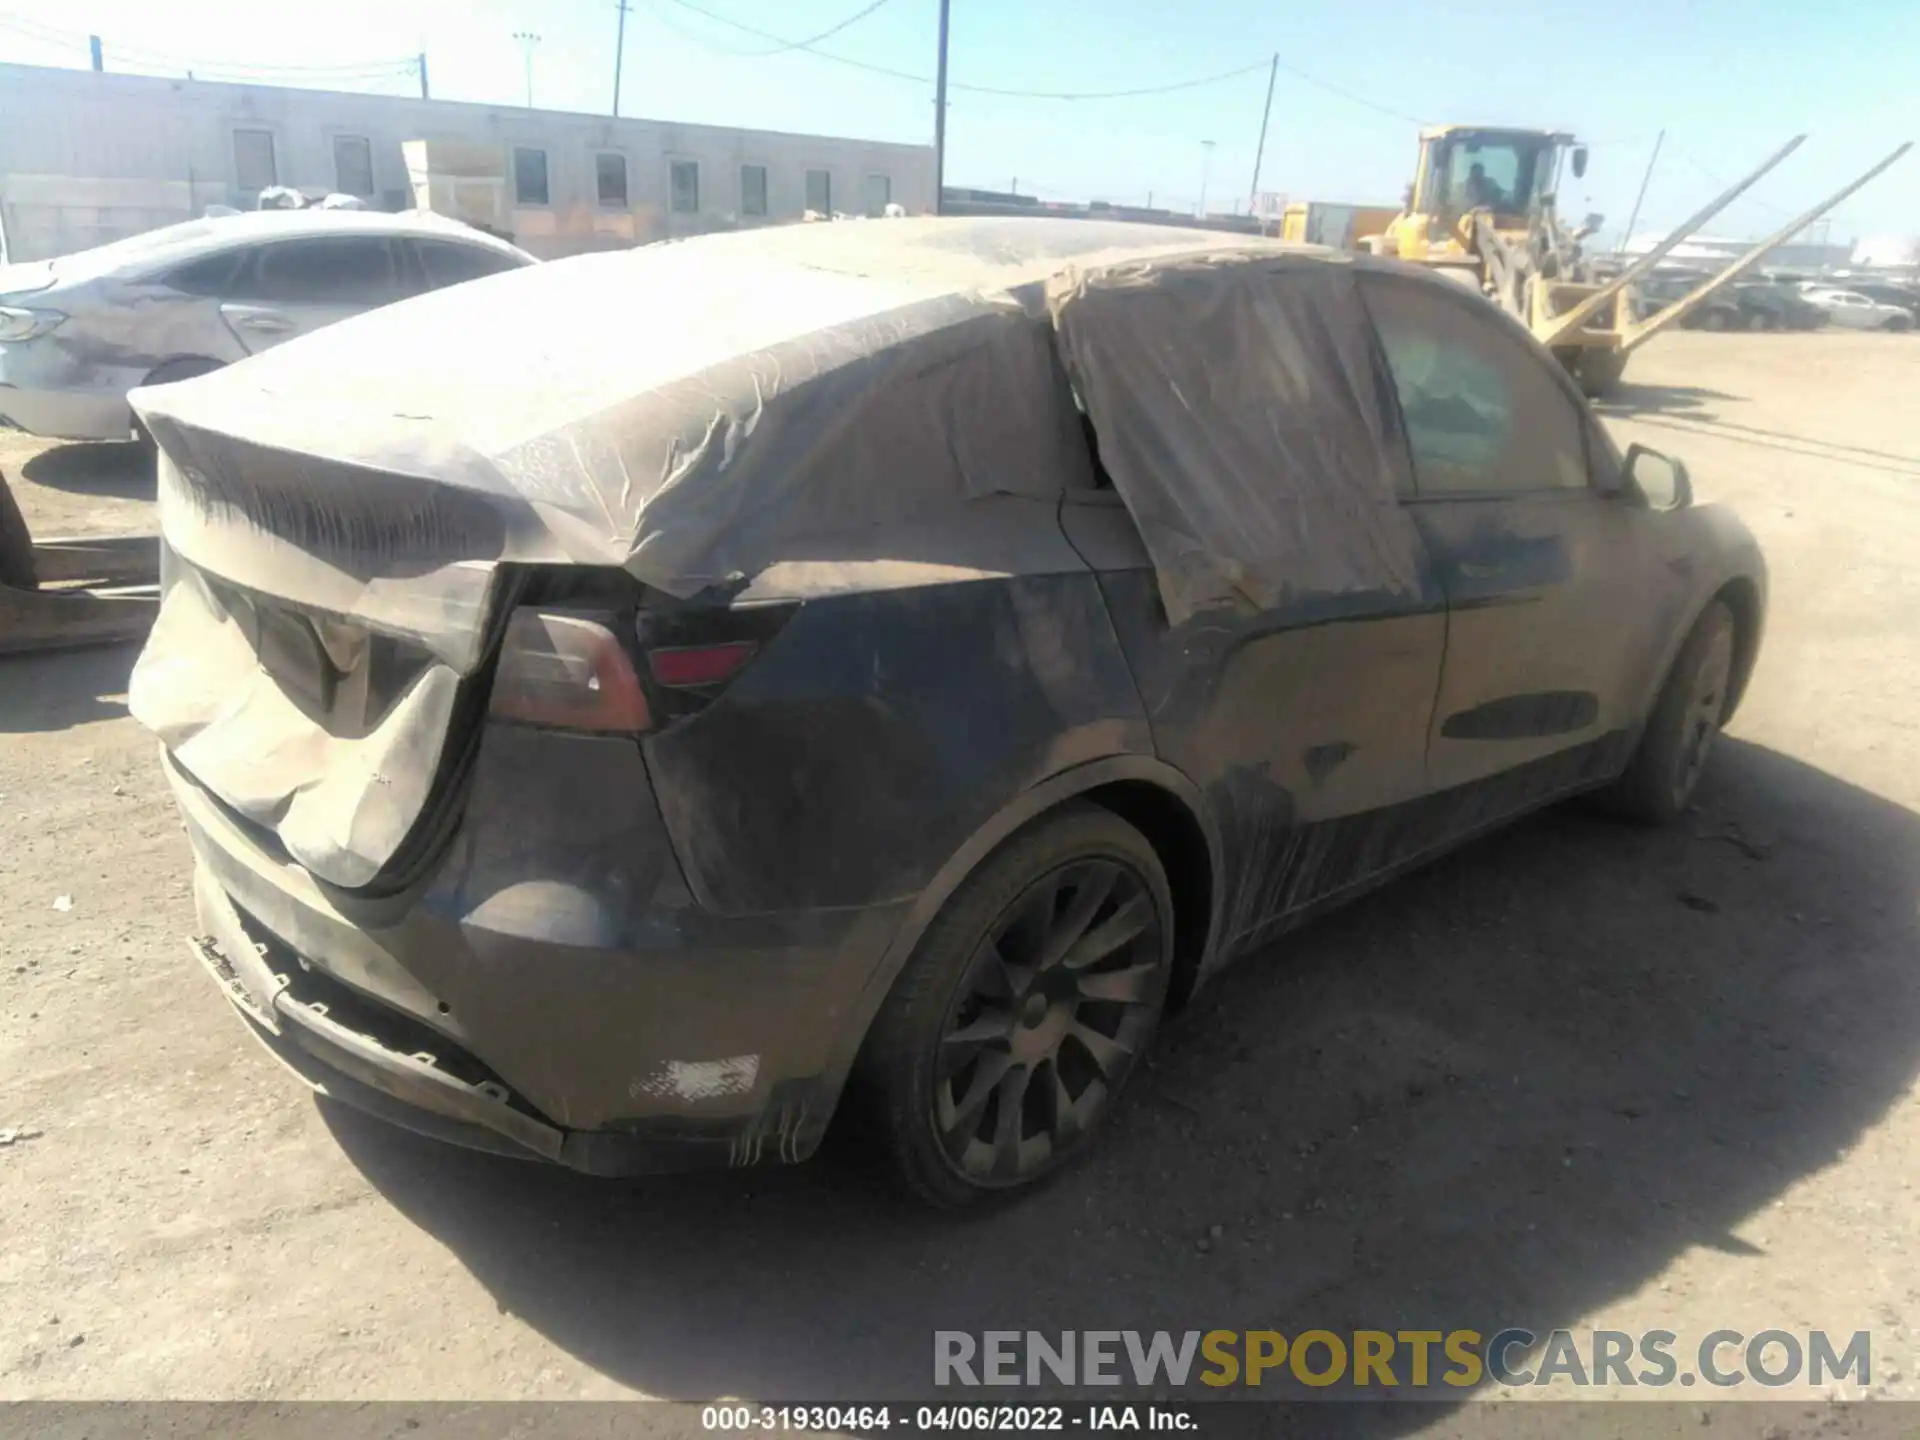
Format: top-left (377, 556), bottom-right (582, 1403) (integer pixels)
top-left (1601, 601), bottom-right (1736, 823)
top-left (0, 472), bottom-right (36, 590)
top-left (1700, 308), bottom-right (1730, 332)
top-left (855, 804), bottom-right (1174, 1207)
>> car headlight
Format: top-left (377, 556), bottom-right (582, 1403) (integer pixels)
top-left (0, 306), bottom-right (67, 342)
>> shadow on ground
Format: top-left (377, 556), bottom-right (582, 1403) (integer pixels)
top-left (20, 441), bottom-right (154, 499)
top-left (0, 642), bottom-right (137, 732)
top-left (1596, 383), bottom-right (1735, 417)
top-left (327, 737), bottom-right (1920, 1420)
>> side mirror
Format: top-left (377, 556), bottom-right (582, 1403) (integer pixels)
top-left (1621, 442), bottom-right (1693, 511)
top-left (1572, 146), bottom-right (1589, 179)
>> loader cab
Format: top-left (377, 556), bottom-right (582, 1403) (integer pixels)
top-left (1414, 127), bottom-right (1574, 228)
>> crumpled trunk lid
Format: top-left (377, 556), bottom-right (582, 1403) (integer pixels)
top-left (129, 407), bottom-right (513, 891)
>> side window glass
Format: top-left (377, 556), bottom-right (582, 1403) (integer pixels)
top-left (238, 239), bottom-right (403, 306)
top-left (1360, 273), bottom-right (1589, 495)
top-left (160, 251), bottom-right (241, 297)
top-left (415, 241), bottom-right (522, 291)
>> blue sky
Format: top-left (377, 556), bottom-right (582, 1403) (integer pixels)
top-left (1, 0), bottom-right (1914, 240)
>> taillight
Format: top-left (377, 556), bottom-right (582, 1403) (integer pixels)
top-left (647, 641), bottom-right (757, 689)
top-left (489, 608), bottom-right (651, 733)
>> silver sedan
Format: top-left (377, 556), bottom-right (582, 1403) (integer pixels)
top-left (1799, 287), bottom-right (1914, 332)
top-left (0, 210), bottom-right (534, 442)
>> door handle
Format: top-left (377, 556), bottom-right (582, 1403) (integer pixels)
top-left (1457, 561), bottom-right (1505, 580)
top-left (236, 313), bottom-right (294, 334)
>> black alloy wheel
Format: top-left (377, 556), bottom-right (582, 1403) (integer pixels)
top-left (933, 857), bottom-right (1164, 1184)
top-left (856, 804), bottom-right (1174, 1206)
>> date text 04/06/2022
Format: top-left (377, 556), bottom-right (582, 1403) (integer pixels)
top-left (699, 1404), bottom-right (1197, 1431)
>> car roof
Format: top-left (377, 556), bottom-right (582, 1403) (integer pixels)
top-left (630, 215), bottom-right (1327, 296)
top-left (55, 210), bottom-right (531, 280)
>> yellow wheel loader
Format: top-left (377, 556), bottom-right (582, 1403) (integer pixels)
top-left (1363, 125), bottom-right (1912, 395)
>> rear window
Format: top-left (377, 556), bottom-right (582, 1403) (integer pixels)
top-left (415, 241), bottom-right (524, 291)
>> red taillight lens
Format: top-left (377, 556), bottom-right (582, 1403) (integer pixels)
top-left (489, 609), bottom-right (651, 732)
top-left (647, 640), bottom-right (758, 689)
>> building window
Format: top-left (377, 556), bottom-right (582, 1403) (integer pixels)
top-left (741, 164), bottom-right (768, 217)
top-left (233, 129), bottom-right (276, 193)
top-left (864, 173), bottom-right (891, 217)
top-left (333, 135), bottom-right (375, 198)
top-left (514, 147), bottom-right (549, 206)
top-left (596, 152), bottom-right (628, 208)
top-left (805, 168), bottom-right (831, 216)
top-left (670, 160), bottom-right (699, 214)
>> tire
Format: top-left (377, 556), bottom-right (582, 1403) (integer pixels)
top-left (1700, 308), bottom-right (1730, 332)
top-left (852, 803), bottom-right (1175, 1207)
top-left (133, 357), bottom-right (224, 452)
top-left (1601, 601), bottom-right (1737, 824)
top-left (1884, 314), bottom-right (1913, 333)
top-left (1573, 348), bottom-right (1629, 399)
top-left (0, 472), bottom-right (36, 591)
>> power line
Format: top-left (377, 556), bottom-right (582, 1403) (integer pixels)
top-left (652, 0), bottom-right (1272, 100)
top-left (0, 11), bottom-right (420, 80)
top-left (1669, 144), bottom-right (1797, 218)
top-left (758, 0), bottom-right (899, 55)
top-left (1267, 55), bottom-right (1423, 125)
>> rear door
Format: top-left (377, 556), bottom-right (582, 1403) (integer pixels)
top-left (1055, 262), bottom-right (1449, 950)
top-left (218, 235), bottom-right (410, 353)
top-left (1357, 269), bottom-right (1667, 805)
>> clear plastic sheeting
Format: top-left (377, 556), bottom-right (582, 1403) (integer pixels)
top-left (1047, 250), bottom-right (1423, 623)
top-left (129, 555), bottom-right (460, 889)
top-left (129, 219), bottom-right (1269, 664)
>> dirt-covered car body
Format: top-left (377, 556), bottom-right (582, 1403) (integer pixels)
top-left (129, 218), bottom-right (1767, 1182)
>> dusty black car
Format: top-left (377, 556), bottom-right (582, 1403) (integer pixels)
top-left (129, 219), bottom-right (1767, 1206)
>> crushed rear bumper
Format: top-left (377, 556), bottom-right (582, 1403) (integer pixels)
top-left (168, 719), bottom-right (914, 1176)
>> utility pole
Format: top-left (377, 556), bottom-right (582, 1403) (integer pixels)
top-left (513, 31), bottom-right (540, 109)
top-left (932, 0), bottom-right (950, 214)
top-left (88, 34), bottom-right (103, 71)
top-left (1619, 129), bottom-right (1664, 256)
top-left (612, 0), bottom-right (630, 116)
top-left (418, 51), bottom-right (430, 99)
top-left (1247, 52), bottom-right (1277, 217)
top-left (1198, 139), bottom-right (1216, 217)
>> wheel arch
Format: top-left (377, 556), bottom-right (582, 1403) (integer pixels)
top-left (1713, 574), bottom-right (1764, 724)
top-left (140, 355), bottom-right (226, 388)
top-left (824, 755), bottom-right (1224, 1112)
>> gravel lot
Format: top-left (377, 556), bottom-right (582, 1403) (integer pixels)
top-left (2, 331), bottom-right (1917, 1428)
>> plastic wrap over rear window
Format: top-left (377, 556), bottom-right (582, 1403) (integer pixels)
top-left (1047, 253), bottom-right (1422, 624)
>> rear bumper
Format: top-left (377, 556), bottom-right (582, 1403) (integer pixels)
top-left (188, 924), bottom-right (752, 1175)
top-left (168, 721), bottom-right (914, 1175)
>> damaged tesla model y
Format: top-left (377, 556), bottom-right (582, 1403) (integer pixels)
top-left (129, 218), bottom-right (1766, 1206)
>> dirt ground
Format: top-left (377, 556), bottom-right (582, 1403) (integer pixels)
top-left (2, 331), bottom-right (1918, 1427)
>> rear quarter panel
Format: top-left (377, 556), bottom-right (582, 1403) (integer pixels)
top-left (642, 569), bottom-right (1153, 916)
